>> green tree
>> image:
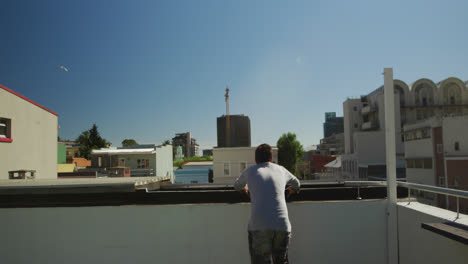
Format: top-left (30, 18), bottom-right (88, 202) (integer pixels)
top-left (76, 124), bottom-right (110, 159)
top-left (122, 139), bottom-right (138, 147)
top-left (276, 132), bottom-right (304, 174)
top-left (162, 140), bottom-right (170, 146)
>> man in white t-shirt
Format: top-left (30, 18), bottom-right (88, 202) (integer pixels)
top-left (234, 144), bottom-right (300, 264)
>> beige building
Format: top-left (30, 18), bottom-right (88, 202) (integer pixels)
top-left (342, 77), bottom-right (468, 179)
top-left (404, 115), bottom-right (468, 212)
top-left (0, 84), bottom-right (58, 180)
top-left (213, 147), bottom-right (278, 183)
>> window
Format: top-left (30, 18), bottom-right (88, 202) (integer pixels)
top-left (119, 159), bottom-right (125, 167)
top-left (450, 96), bottom-right (455, 105)
top-left (240, 162), bottom-right (247, 173)
top-left (436, 144), bottom-right (443, 153)
top-left (406, 159), bottom-right (414, 168)
top-left (0, 118), bottom-right (12, 142)
top-left (137, 159), bottom-right (149, 168)
top-left (414, 159), bottom-right (423, 168)
top-left (422, 128), bottom-right (431, 138)
top-left (422, 97), bottom-right (427, 106)
top-left (423, 159), bottom-right (432, 169)
top-left (353, 106), bottom-right (357, 111)
top-left (224, 162), bottom-right (230, 176)
top-left (354, 123), bottom-right (358, 128)
top-left (455, 142), bottom-right (460, 151)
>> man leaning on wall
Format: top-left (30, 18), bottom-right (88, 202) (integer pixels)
top-left (234, 143), bottom-right (300, 264)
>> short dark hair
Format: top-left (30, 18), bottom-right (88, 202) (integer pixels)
top-left (255, 144), bottom-right (272, 164)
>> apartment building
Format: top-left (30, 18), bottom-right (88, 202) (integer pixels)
top-left (172, 132), bottom-right (199, 158)
top-left (342, 77), bottom-right (468, 179)
top-left (404, 115), bottom-right (468, 213)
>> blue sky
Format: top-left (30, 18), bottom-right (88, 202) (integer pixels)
top-left (1, 0), bottom-right (468, 151)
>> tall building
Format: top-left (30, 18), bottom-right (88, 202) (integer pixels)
top-left (217, 114), bottom-right (251, 147)
top-left (172, 132), bottom-right (199, 158)
top-left (342, 77), bottom-right (468, 179)
top-left (323, 112), bottom-right (344, 138)
top-left (403, 115), bottom-right (468, 212)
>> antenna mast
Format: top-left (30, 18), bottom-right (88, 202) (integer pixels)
top-left (225, 86), bottom-right (230, 147)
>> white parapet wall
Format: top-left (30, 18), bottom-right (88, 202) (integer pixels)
top-left (0, 200), bottom-right (387, 264)
top-left (1, 199), bottom-right (466, 264)
top-left (398, 201), bottom-right (468, 264)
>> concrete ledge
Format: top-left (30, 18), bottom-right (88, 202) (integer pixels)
top-left (422, 222), bottom-right (468, 245)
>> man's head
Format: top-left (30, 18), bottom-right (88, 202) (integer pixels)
top-left (255, 144), bottom-right (272, 164)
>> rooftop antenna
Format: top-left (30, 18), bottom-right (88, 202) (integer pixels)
top-left (225, 86), bottom-right (230, 147)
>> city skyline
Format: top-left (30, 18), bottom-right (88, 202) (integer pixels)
top-left (1, 0), bottom-right (468, 151)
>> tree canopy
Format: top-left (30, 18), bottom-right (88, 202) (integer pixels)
top-left (76, 124), bottom-right (110, 159)
top-left (122, 139), bottom-right (138, 147)
top-left (276, 132), bottom-right (304, 174)
top-left (162, 140), bottom-right (170, 146)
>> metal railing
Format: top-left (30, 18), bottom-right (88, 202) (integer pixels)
top-left (344, 180), bottom-right (468, 219)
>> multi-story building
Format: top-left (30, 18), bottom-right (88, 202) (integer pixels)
top-left (318, 133), bottom-right (344, 156)
top-left (0, 84), bottom-right (58, 180)
top-left (217, 114), bottom-right (251, 147)
top-left (342, 77), bottom-right (468, 179)
top-left (404, 115), bottom-right (468, 213)
top-left (91, 144), bottom-right (174, 178)
top-left (323, 112), bottom-right (344, 138)
top-left (172, 132), bottom-right (199, 158)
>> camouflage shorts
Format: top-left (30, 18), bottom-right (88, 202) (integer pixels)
top-left (248, 230), bottom-right (291, 264)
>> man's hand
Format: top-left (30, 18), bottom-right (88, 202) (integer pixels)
top-left (286, 186), bottom-right (298, 198)
top-left (240, 186), bottom-right (250, 197)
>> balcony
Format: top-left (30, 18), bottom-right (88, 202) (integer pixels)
top-left (361, 105), bottom-right (377, 115)
top-left (361, 120), bottom-right (379, 130)
top-left (0, 181), bottom-right (466, 263)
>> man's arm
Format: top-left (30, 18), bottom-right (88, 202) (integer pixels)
top-left (234, 170), bottom-right (248, 194)
top-left (283, 167), bottom-right (300, 196)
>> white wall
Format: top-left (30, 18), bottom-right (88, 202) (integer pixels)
top-left (354, 131), bottom-right (386, 164)
top-left (156, 144), bottom-right (174, 178)
top-left (0, 200), bottom-right (387, 264)
top-left (0, 88), bottom-right (58, 179)
top-left (443, 116), bottom-right (468, 156)
top-left (398, 202), bottom-right (468, 264)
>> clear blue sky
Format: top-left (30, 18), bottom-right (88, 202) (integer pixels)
top-left (1, 0), bottom-right (468, 151)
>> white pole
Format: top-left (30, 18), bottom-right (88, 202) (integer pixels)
top-left (384, 68), bottom-right (398, 264)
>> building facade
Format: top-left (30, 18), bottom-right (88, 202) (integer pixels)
top-left (0, 84), bottom-right (58, 180)
top-left (172, 132), bottom-right (199, 158)
top-left (404, 116), bottom-right (468, 213)
top-left (91, 144), bottom-right (174, 178)
top-left (212, 147), bottom-right (278, 183)
top-left (342, 77), bottom-right (468, 179)
top-left (217, 114), bottom-right (251, 147)
top-left (323, 112), bottom-right (344, 138)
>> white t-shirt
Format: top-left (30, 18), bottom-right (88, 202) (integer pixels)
top-left (234, 162), bottom-right (300, 232)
